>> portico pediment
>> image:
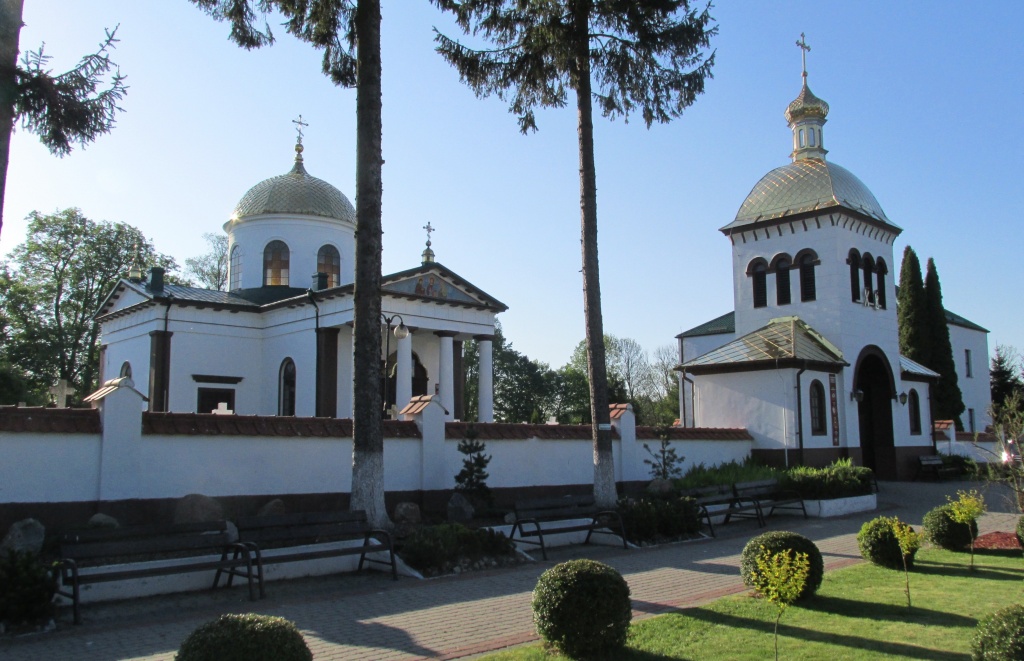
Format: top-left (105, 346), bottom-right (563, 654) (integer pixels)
top-left (381, 262), bottom-right (507, 312)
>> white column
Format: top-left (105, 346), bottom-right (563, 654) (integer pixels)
top-left (476, 335), bottom-right (494, 423)
top-left (437, 332), bottom-right (455, 421)
top-left (396, 331), bottom-right (413, 413)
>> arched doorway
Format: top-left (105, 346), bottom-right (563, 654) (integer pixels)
top-left (381, 352), bottom-right (428, 415)
top-left (854, 347), bottom-right (896, 479)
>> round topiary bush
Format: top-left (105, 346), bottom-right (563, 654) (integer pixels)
top-left (176, 614), bottom-right (312, 661)
top-left (0, 550), bottom-right (58, 628)
top-left (1015, 516), bottom-right (1024, 548)
top-left (740, 531), bottom-right (823, 600)
top-left (923, 503), bottom-right (979, 551)
top-left (857, 516), bottom-right (917, 570)
top-left (972, 604), bottom-right (1024, 660)
top-left (532, 559), bottom-right (632, 659)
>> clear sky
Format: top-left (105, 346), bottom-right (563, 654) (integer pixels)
top-left (3, 1), bottom-right (1022, 370)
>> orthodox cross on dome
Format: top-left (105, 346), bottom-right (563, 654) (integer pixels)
top-left (796, 33), bottom-right (811, 81)
top-left (292, 114), bottom-right (308, 143)
top-left (291, 115), bottom-right (308, 164)
top-left (421, 222), bottom-right (436, 264)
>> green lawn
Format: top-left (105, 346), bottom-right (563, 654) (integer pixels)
top-left (482, 547), bottom-right (1024, 660)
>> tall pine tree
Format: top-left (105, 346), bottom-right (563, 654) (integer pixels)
top-left (990, 345), bottom-right (1023, 412)
top-left (924, 257), bottom-right (965, 429)
top-left (897, 246), bottom-right (929, 365)
top-left (433, 0), bottom-right (715, 506)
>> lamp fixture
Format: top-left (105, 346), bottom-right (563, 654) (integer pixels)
top-left (850, 389), bottom-right (864, 403)
top-left (898, 392), bottom-right (908, 406)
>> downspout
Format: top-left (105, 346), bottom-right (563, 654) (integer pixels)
top-left (306, 289), bottom-right (320, 416)
top-left (795, 365), bottom-right (806, 466)
top-left (774, 359), bottom-right (789, 467)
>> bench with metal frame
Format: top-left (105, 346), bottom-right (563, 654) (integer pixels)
top-left (730, 479), bottom-right (807, 526)
top-left (509, 495), bottom-right (628, 560)
top-left (914, 455), bottom-right (959, 481)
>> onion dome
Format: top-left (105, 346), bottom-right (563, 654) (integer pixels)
top-left (231, 143), bottom-right (355, 223)
top-left (785, 82), bottom-right (829, 124)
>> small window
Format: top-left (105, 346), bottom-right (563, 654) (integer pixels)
top-left (875, 258), bottom-right (887, 309)
top-left (198, 388), bottom-right (235, 414)
top-left (775, 258), bottom-right (791, 305)
top-left (968, 408), bottom-right (976, 433)
top-left (799, 129), bottom-right (806, 148)
top-left (317, 244), bottom-right (341, 288)
top-left (810, 380), bottom-right (826, 435)
top-left (848, 250), bottom-right (861, 302)
top-left (908, 389), bottom-right (921, 435)
top-left (229, 244), bottom-right (242, 290)
top-left (263, 240), bottom-right (290, 286)
top-left (965, 349), bottom-right (973, 378)
top-left (119, 361), bottom-right (132, 379)
top-left (279, 358), bottom-right (296, 416)
top-left (862, 255), bottom-right (875, 305)
top-left (752, 263), bottom-right (767, 308)
top-left (799, 253), bottom-right (816, 302)
top-left (808, 128), bottom-right (816, 147)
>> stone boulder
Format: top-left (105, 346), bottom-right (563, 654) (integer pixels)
top-left (447, 492), bottom-right (475, 523)
top-left (0, 518), bottom-right (45, 555)
top-left (87, 513), bottom-right (120, 529)
top-left (646, 478), bottom-right (676, 497)
top-left (393, 502), bottom-right (421, 525)
top-left (257, 498), bottom-right (288, 517)
top-left (173, 493), bottom-right (224, 524)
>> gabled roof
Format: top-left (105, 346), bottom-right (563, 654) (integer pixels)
top-left (945, 309), bottom-right (988, 333)
top-left (379, 261), bottom-right (508, 312)
top-left (677, 311), bottom-right (735, 339)
top-left (899, 355), bottom-right (941, 381)
top-left (681, 316), bottom-right (847, 374)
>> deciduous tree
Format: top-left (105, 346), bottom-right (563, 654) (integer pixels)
top-left (434, 0), bottom-right (715, 506)
top-left (184, 232), bottom-right (228, 291)
top-left (0, 1), bottom-right (127, 237)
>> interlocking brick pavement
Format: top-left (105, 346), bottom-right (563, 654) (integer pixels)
top-left (0, 480), bottom-right (1015, 660)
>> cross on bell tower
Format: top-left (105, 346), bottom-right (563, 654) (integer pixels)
top-left (796, 33), bottom-right (811, 81)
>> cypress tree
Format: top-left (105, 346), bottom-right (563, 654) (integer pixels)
top-left (897, 246), bottom-right (929, 365)
top-left (924, 258), bottom-right (965, 429)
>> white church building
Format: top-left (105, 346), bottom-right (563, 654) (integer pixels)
top-left (95, 137), bottom-right (506, 423)
top-left (675, 55), bottom-right (990, 480)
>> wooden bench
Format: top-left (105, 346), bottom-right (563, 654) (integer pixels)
top-left (679, 484), bottom-right (736, 538)
top-left (57, 520), bottom-right (260, 625)
top-left (731, 479), bottom-right (807, 526)
top-left (220, 510), bottom-right (397, 596)
top-left (509, 495), bottom-right (628, 560)
top-left (915, 455), bottom-right (959, 481)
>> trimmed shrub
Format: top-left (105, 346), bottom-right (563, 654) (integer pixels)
top-left (923, 503), bottom-right (979, 551)
top-left (617, 495), bottom-right (700, 545)
top-left (972, 604), bottom-right (1024, 660)
top-left (676, 458), bottom-right (777, 489)
top-left (857, 516), bottom-right (917, 570)
top-left (741, 531), bottom-right (823, 600)
top-left (782, 459), bottom-right (875, 500)
top-left (175, 613), bottom-right (312, 661)
top-left (1016, 516), bottom-right (1024, 548)
top-left (399, 523), bottom-right (514, 574)
top-left (532, 559), bottom-right (631, 659)
top-left (0, 550), bottom-right (58, 627)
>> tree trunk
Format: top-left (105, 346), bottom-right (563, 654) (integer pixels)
top-left (0, 0), bottom-right (23, 238)
top-left (350, 0), bottom-right (390, 528)
top-left (573, 0), bottom-right (615, 508)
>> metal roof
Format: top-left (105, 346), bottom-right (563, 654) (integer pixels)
top-left (232, 155), bottom-right (355, 223)
top-left (677, 311), bottom-right (735, 339)
top-left (682, 316), bottom-right (845, 369)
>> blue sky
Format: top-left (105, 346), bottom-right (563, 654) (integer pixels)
top-left (3, 1), bottom-right (1022, 370)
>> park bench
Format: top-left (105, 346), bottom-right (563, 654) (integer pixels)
top-left (57, 520), bottom-right (260, 625)
top-left (509, 495), bottom-right (628, 560)
top-left (679, 484), bottom-right (737, 537)
top-left (731, 479), bottom-right (807, 526)
top-left (219, 510), bottom-right (397, 596)
top-left (915, 455), bottom-right (959, 481)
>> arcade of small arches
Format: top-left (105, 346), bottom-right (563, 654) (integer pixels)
top-left (746, 248), bottom-right (819, 309)
top-left (227, 241), bottom-right (344, 290)
top-left (847, 248), bottom-right (888, 309)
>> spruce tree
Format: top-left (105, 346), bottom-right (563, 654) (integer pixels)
top-left (991, 345), bottom-right (1023, 411)
top-left (897, 246), bottom-right (929, 365)
top-left (924, 258), bottom-right (965, 429)
top-left (433, 0), bottom-right (715, 506)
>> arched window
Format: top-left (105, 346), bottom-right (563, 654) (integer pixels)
top-left (749, 259), bottom-right (768, 309)
top-left (875, 258), bottom-right (888, 309)
top-left (119, 361), bottom-right (132, 379)
top-left (862, 254), bottom-right (875, 305)
top-left (278, 358), bottom-right (296, 416)
top-left (809, 380), bottom-right (826, 435)
top-left (773, 257), bottom-right (791, 305)
top-left (908, 389), bottom-right (921, 435)
top-left (263, 240), bottom-right (290, 286)
top-left (229, 244), bottom-right (242, 290)
top-left (848, 249), bottom-right (861, 302)
top-left (799, 252), bottom-right (817, 302)
top-left (317, 244), bottom-right (341, 288)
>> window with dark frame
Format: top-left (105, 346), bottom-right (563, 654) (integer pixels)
top-left (810, 380), bottom-right (826, 435)
top-left (263, 240), bottom-right (290, 286)
top-left (776, 258), bottom-right (791, 305)
top-left (197, 388), bottom-right (235, 414)
top-left (229, 244), bottom-right (242, 290)
top-left (875, 258), bottom-right (887, 309)
top-left (799, 253), bottom-right (816, 302)
top-left (317, 244), bottom-right (341, 288)
top-left (965, 349), bottom-right (973, 378)
top-left (849, 249), bottom-right (861, 302)
top-left (909, 389), bottom-right (921, 435)
top-left (279, 358), bottom-right (296, 416)
top-left (753, 263), bottom-right (767, 308)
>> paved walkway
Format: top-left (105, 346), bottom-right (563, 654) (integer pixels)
top-left (1, 480), bottom-right (1018, 660)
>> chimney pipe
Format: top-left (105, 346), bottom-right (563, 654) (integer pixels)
top-left (311, 272), bottom-right (328, 291)
top-left (149, 267), bottom-right (165, 293)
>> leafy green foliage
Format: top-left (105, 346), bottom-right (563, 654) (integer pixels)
top-left (1016, 516), bottom-right (1024, 548)
top-left (740, 531), bottom-right (823, 601)
top-left (184, 232), bottom-right (229, 291)
top-left (889, 516), bottom-right (922, 609)
top-left (617, 495), bottom-right (700, 545)
top-left (175, 613), bottom-right (312, 661)
top-left (924, 258), bottom-right (966, 429)
top-left (972, 604), bottom-right (1024, 661)
top-left (454, 425), bottom-right (492, 506)
top-left (0, 550), bottom-right (57, 627)
top-left (857, 516), bottom-right (917, 571)
top-left (782, 458), bottom-right (875, 499)
top-left (642, 429), bottom-right (684, 480)
top-left (923, 503), bottom-right (979, 551)
top-left (754, 545), bottom-right (810, 661)
top-left (463, 323), bottom-right (557, 423)
top-left (947, 489), bottom-right (985, 568)
top-left (399, 523), bottom-right (514, 574)
top-left (531, 559), bottom-right (631, 659)
top-left (676, 458), bottom-right (777, 489)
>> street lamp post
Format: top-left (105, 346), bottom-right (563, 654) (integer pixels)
top-left (381, 313), bottom-right (410, 418)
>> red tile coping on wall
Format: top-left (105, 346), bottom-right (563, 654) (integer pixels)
top-left (445, 422), bottom-right (620, 441)
top-left (609, 403), bottom-right (631, 419)
top-left (635, 426), bottom-right (753, 441)
top-left (142, 413), bottom-right (420, 438)
top-left (933, 420), bottom-right (954, 432)
top-left (0, 406), bottom-right (101, 434)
